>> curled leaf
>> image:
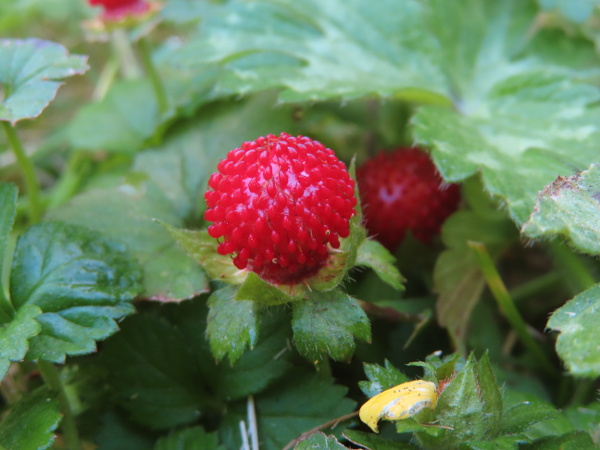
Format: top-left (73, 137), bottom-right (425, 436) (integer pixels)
top-left (359, 380), bottom-right (437, 433)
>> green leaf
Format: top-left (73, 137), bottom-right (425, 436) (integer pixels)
top-left (343, 430), bottom-right (415, 449)
top-left (0, 38), bottom-right (88, 123)
top-left (102, 299), bottom-right (292, 428)
top-left (522, 165), bottom-right (600, 255)
top-left (292, 290), bottom-right (371, 362)
top-left (206, 286), bottom-right (260, 364)
top-left (10, 222), bottom-right (142, 363)
top-left (67, 80), bottom-right (168, 154)
top-left (413, 72), bottom-right (600, 226)
top-left (295, 432), bottom-right (347, 449)
top-left (358, 360), bottom-right (409, 398)
top-left (102, 312), bottom-right (216, 430)
top-left (48, 188), bottom-right (208, 302)
top-left (219, 370), bottom-right (355, 450)
top-left (214, 307), bottom-right (292, 400)
top-left (0, 387), bottom-right (62, 450)
top-left (0, 304), bottom-right (42, 381)
top-left (355, 239), bottom-right (405, 290)
top-left (546, 284), bottom-right (600, 377)
top-left (500, 401), bottom-right (560, 435)
top-left (530, 431), bottom-right (596, 449)
top-left (462, 436), bottom-right (521, 450)
top-left (93, 411), bottom-right (156, 450)
top-left (155, 426), bottom-right (224, 450)
top-left (174, 0), bottom-right (449, 102)
top-left (0, 183), bottom-right (17, 314)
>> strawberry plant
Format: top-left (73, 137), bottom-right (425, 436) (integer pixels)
top-left (1, 0), bottom-right (599, 449)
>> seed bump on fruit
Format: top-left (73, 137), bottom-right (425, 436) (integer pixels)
top-left (204, 133), bottom-right (357, 285)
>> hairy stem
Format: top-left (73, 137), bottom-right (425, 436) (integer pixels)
top-left (37, 360), bottom-right (81, 450)
top-left (2, 122), bottom-right (42, 223)
top-left (137, 37), bottom-right (168, 114)
top-left (468, 241), bottom-right (554, 375)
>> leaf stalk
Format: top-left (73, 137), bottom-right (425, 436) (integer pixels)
top-left (2, 122), bottom-right (42, 223)
top-left (468, 241), bottom-right (554, 375)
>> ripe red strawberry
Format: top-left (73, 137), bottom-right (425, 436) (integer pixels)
top-left (357, 147), bottom-right (460, 250)
top-left (204, 133), bottom-right (357, 285)
top-left (89, 0), bottom-right (150, 20)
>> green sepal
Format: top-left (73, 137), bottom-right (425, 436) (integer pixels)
top-left (414, 352), bottom-right (503, 448)
top-left (355, 239), bottom-right (405, 291)
top-left (291, 289), bottom-right (371, 363)
top-left (207, 286), bottom-right (261, 364)
top-left (158, 221), bottom-right (247, 285)
top-left (235, 272), bottom-right (305, 305)
top-left (309, 215), bottom-right (366, 291)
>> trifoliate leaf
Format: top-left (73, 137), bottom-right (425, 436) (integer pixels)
top-left (292, 290), bottom-right (370, 362)
top-left (155, 426), bottom-right (225, 450)
top-left (355, 239), bottom-right (405, 291)
top-left (0, 183), bottom-right (17, 314)
top-left (219, 370), bottom-right (355, 450)
top-left (522, 165), bottom-right (600, 256)
top-left (0, 38), bottom-right (88, 123)
top-left (547, 284), bottom-right (600, 377)
top-left (0, 387), bottom-right (62, 450)
top-left (358, 360), bottom-right (409, 399)
top-left (295, 432), bottom-right (347, 449)
top-left (10, 222), bottom-right (142, 363)
top-left (206, 286), bottom-right (260, 364)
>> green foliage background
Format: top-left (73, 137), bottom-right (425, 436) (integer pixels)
top-left (0, 0), bottom-right (599, 448)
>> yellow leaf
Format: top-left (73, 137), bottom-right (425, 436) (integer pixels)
top-left (359, 380), bottom-right (437, 433)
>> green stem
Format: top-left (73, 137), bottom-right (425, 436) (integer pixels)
top-left (2, 122), bottom-right (42, 223)
top-left (569, 377), bottom-right (596, 407)
top-left (37, 360), bottom-right (81, 450)
top-left (548, 242), bottom-right (596, 294)
top-left (468, 241), bottom-right (555, 375)
top-left (111, 29), bottom-right (142, 79)
top-left (137, 37), bottom-right (168, 114)
top-left (510, 270), bottom-right (563, 304)
top-left (48, 152), bottom-right (91, 208)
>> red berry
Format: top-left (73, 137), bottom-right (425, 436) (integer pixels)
top-left (89, 0), bottom-right (150, 20)
top-left (357, 147), bottom-right (460, 250)
top-left (204, 133), bottom-right (357, 285)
